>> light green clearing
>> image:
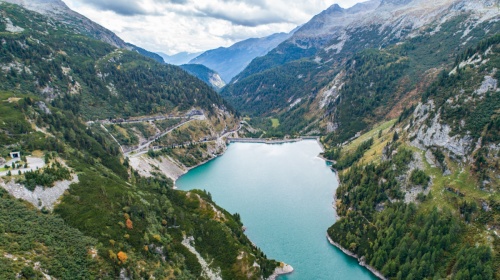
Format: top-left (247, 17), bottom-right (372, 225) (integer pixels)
top-left (271, 118), bottom-right (280, 128)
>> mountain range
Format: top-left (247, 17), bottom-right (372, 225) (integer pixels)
top-left (189, 30), bottom-right (295, 83)
top-left (218, 0), bottom-right (500, 278)
top-left (1, 0), bottom-right (500, 279)
top-left (223, 0), bottom-right (500, 140)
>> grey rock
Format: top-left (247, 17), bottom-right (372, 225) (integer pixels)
top-left (36, 101), bottom-right (51, 114)
top-left (482, 200), bottom-right (491, 212)
top-left (425, 150), bottom-right (436, 167)
top-left (475, 75), bottom-right (498, 95)
top-left (1, 175), bottom-right (78, 210)
top-left (289, 0), bottom-right (499, 53)
top-left (411, 102), bottom-right (473, 159)
top-left (119, 268), bottom-right (130, 280)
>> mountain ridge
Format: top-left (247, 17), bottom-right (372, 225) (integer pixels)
top-left (189, 30), bottom-right (295, 82)
top-left (1, 0), bottom-right (127, 48)
top-left (1, 0), bottom-right (165, 63)
top-left (326, 35), bottom-right (500, 279)
top-left (158, 51), bottom-right (202, 65)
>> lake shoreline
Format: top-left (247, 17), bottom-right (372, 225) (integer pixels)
top-left (173, 144), bottom-right (227, 188)
top-left (174, 142), bottom-right (297, 278)
top-left (176, 138), bottom-right (322, 187)
top-left (326, 235), bottom-right (387, 280)
top-left (174, 138), bottom-right (377, 279)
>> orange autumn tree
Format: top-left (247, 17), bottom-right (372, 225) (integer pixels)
top-left (117, 251), bottom-right (128, 263)
top-left (126, 218), bottom-right (133, 229)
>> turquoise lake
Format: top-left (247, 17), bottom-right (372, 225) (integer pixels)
top-left (176, 140), bottom-right (376, 280)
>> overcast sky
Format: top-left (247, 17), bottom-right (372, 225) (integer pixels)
top-left (64, 0), bottom-right (365, 55)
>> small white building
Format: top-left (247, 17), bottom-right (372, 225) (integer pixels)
top-left (10, 152), bottom-right (20, 160)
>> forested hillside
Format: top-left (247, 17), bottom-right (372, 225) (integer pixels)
top-left (0, 3), bottom-right (278, 279)
top-left (0, 3), bottom-right (232, 120)
top-left (326, 36), bottom-right (500, 279)
top-left (222, 0), bottom-right (500, 142)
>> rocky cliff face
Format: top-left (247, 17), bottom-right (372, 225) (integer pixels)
top-left (408, 38), bottom-right (500, 165)
top-left (410, 101), bottom-right (475, 158)
top-left (180, 64), bottom-right (226, 91)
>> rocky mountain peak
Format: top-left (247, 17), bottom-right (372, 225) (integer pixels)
top-left (379, 0), bottom-right (414, 6)
top-left (1, 0), bottom-right (68, 14)
top-left (346, 0), bottom-right (382, 14)
top-left (326, 4), bottom-right (345, 13)
top-left (288, 0), bottom-right (499, 52)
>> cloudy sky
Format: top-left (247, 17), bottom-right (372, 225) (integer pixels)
top-left (64, 0), bottom-right (365, 55)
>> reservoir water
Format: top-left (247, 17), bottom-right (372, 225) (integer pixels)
top-left (176, 140), bottom-right (376, 280)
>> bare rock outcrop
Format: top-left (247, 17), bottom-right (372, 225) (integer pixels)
top-left (410, 101), bottom-right (474, 159)
top-left (1, 174), bottom-right (78, 210)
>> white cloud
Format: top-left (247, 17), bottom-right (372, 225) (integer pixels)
top-left (63, 0), bottom-right (366, 54)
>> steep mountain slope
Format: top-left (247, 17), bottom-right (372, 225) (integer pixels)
top-left (223, 0), bottom-right (500, 141)
top-left (0, 3), bottom-right (280, 279)
top-left (159, 51), bottom-right (202, 65)
top-left (325, 35), bottom-right (500, 279)
top-left (1, 0), bottom-right (127, 48)
top-left (181, 64), bottom-right (226, 91)
top-left (0, 3), bottom-right (232, 120)
top-left (189, 31), bottom-right (294, 83)
top-left (1, 0), bottom-right (164, 63)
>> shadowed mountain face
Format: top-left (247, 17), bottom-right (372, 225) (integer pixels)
top-left (181, 64), bottom-right (226, 91)
top-left (189, 31), bottom-right (295, 83)
top-left (0, 1), bottom-right (234, 120)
